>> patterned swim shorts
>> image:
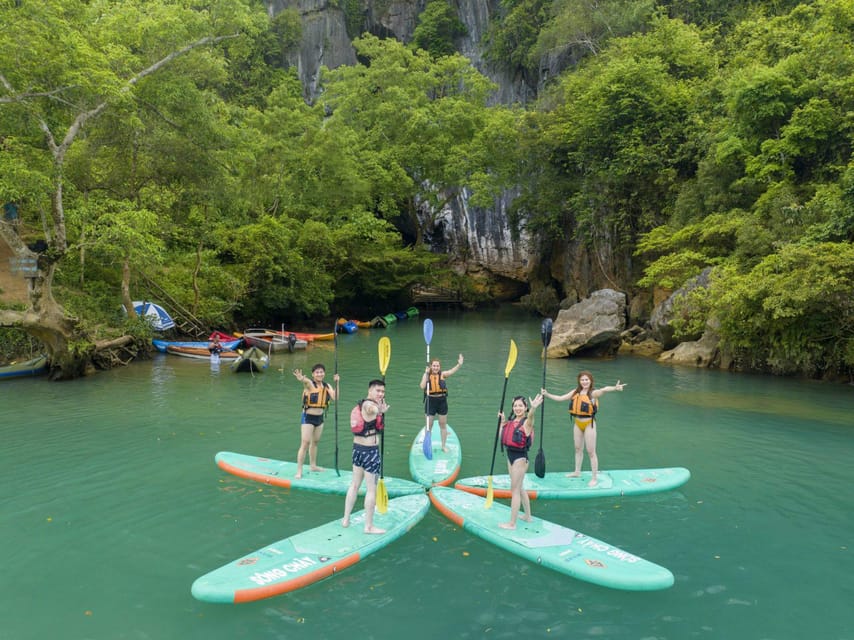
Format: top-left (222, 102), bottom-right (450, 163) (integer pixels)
top-left (352, 444), bottom-right (381, 475)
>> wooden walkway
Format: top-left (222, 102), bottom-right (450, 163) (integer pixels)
top-left (410, 284), bottom-right (462, 306)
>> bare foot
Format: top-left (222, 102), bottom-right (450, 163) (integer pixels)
top-left (566, 471), bottom-right (581, 478)
top-left (520, 514), bottom-right (532, 523)
top-left (295, 472), bottom-right (303, 480)
top-left (310, 466), bottom-right (324, 472)
top-left (588, 478), bottom-right (598, 487)
top-left (499, 522), bottom-right (516, 530)
top-left (442, 446), bottom-right (449, 453)
top-left (364, 526), bottom-right (386, 535)
top-left (342, 518), bottom-right (349, 528)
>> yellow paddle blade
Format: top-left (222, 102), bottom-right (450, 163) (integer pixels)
top-left (376, 478), bottom-right (388, 514)
top-left (505, 340), bottom-right (518, 378)
top-left (378, 337), bottom-right (391, 377)
top-left (484, 476), bottom-right (494, 509)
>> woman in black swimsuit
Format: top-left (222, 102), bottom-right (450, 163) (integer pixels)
top-left (499, 393), bottom-right (543, 530)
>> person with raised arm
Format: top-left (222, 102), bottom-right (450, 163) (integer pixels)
top-left (498, 393), bottom-right (544, 530)
top-left (542, 371), bottom-right (626, 487)
top-left (419, 354), bottom-right (463, 453)
top-left (292, 364), bottom-right (339, 479)
top-left (342, 379), bottom-right (388, 534)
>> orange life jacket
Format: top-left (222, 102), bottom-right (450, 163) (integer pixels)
top-left (427, 373), bottom-right (447, 396)
top-left (303, 381), bottom-right (331, 409)
top-left (569, 393), bottom-right (597, 418)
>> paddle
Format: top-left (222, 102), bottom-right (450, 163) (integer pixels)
top-left (534, 318), bottom-right (553, 478)
top-left (376, 336), bottom-right (391, 514)
top-left (333, 318), bottom-right (340, 477)
top-left (422, 318), bottom-right (434, 460)
top-left (485, 339), bottom-right (518, 509)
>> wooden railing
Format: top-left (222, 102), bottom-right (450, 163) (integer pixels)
top-left (410, 284), bottom-right (462, 305)
top-left (136, 271), bottom-right (208, 338)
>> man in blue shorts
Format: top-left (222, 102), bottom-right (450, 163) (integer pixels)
top-left (343, 379), bottom-right (388, 534)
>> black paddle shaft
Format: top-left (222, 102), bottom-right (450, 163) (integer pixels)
top-left (333, 319), bottom-right (340, 477)
top-left (535, 319), bottom-right (553, 478)
top-left (538, 318), bottom-right (552, 444)
top-left (489, 377), bottom-right (510, 476)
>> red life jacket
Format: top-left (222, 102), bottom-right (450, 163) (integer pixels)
top-left (350, 401), bottom-right (384, 436)
top-left (501, 417), bottom-right (532, 450)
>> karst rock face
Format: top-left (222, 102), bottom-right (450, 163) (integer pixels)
top-left (264, 0), bottom-right (619, 299)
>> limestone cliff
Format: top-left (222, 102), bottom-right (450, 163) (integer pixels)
top-left (263, 0), bottom-right (611, 303)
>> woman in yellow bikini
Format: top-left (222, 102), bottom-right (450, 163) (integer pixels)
top-left (542, 371), bottom-right (625, 487)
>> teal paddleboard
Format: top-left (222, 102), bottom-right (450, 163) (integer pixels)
top-left (454, 467), bottom-right (690, 500)
top-left (215, 451), bottom-right (425, 497)
top-left (192, 493), bottom-right (430, 603)
top-left (429, 487), bottom-right (673, 591)
top-left (408, 421), bottom-right (462, 487)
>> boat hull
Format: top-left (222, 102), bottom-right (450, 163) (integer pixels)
top-left (231, 347), bottom-right (269, 373)
top-left (0, 355), bottom-right (48, 379)
top-left (165, 346), bottom-right (240, 360)
top-left (153, 339), bottom-right (241, 354)
top-left (242, 334), bottom-right (308, 352)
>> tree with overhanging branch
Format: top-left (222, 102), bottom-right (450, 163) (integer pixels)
top-left (0, 0), bottom-right (261, 378)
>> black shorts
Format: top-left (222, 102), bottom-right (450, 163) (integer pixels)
top-left (425, 395), bottom-right (448, 416)
top-left (506, 447), bottom-right (528, 464)
top-left (302, 412), bottom-right (324, 427)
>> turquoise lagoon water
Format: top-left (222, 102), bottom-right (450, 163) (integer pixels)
top-left (2, 308), bottom-right (852, 639)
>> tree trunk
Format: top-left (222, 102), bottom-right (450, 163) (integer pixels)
top-left (1, 222), bottom-right (96, 379)
top-left (1, 33), bottom-right (242, 379)
top-left (121, 258), bottom-right (134, 316)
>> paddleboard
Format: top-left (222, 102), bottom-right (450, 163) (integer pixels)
top-left (408, 421), bottom-right (462, 487)
top-left (454, 467), bottom-right (690, 500)
top-left (429, 487), bottom-right (673, 591)
top-left (216, 451), bottom-right (425, 497)
top-left (192, 493), bottom-right (431, 603)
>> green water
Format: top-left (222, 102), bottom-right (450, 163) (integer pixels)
top-left (2, 308), bottom-right (853, 639)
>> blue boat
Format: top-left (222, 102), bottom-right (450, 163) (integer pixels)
top-left (152, 339), bottom-right (242, 354)
top-left (0, 355), bottom-right (48, 380)
top-left (337, 319), bottom-right (358, 334)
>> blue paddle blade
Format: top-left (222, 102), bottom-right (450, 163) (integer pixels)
top-left (423, 318), bottom-right (433, 345)
top-left (423, 427), bottom-right (433, 460)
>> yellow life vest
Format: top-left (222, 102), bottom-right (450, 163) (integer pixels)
top-left (427, 373), bottom-right (447, 396)
top-left (569, 393), bottom-right (596, 418)
top-left (303, 382), bottom-right (331, 409)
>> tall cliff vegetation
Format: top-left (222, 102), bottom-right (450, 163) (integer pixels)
top-left (488, 1), bottom-right (853, 378)
top-left (1, 0), bottom-right (852, 379)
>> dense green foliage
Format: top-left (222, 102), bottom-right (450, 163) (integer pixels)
top-left (412, 0), bottom-right (467, 58)
top-left (1, 0), bottom-right (853, 377)
top-left (505, 0), bottom-right (854, 378)
top-left (0, 2), bottom-right (506, 328)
